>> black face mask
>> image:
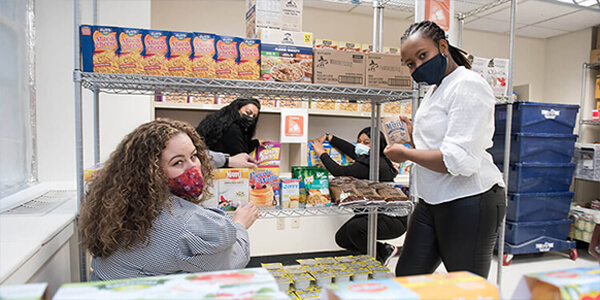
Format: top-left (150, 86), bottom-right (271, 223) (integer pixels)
top-left (240, 114), bottom-right (255, 129)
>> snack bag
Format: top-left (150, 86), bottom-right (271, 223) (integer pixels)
top-left (291, 166), bottom-right (322, 208)
top-left (250, 142), bottom-right (281, 166)
top-left (381, 116), bottom-right (410, 145)
top-left (304, 168), bottom-right (331, 207)
top-left (249, 167), bottom-right (280, 207)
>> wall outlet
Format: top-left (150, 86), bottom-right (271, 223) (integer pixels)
top-left (291, 217), bottom-right (300, 229)
top-left (277, 218), bottom-right (285, 230)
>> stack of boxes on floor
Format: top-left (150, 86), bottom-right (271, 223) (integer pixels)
top-left (490, 101), bottom-right (579, 256)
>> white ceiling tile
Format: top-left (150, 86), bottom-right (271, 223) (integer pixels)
top-left (464, 17), bottom-right (514, 33)
top-left (511, 0), bottom-right (580, 25)
top-left (513, 25), bottom-right (570, 38)
top-left (535, 9), bottom-right (600, 31)
top-left (472, 1), bottom-right (513, 18)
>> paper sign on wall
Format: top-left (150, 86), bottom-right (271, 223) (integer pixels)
top-left (425, 0), bottom-right (451, 31)
top-left (280, 108), bottom-right (308, 143)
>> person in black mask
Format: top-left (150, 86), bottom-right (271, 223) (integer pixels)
top-left (196, 98), bottom-right (266, 156)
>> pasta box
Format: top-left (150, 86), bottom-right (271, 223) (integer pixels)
top-left (191, 32), bottom-right (216, 78)
top-left (166, 31), bottom-right (193, 77)
top-left (80, 25), bottom-right (120, 73)
top-left (142, 29), bottom-right (169, 76)
top-left (237, 37), bottom-right (261, 81)
top-left (214, 35), bottom-right (239, 80)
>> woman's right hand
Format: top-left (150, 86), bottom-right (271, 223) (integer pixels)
top-left (398, 115), bottom-right (414, 148)
top-left (233, 203), bottom-right (260, 229)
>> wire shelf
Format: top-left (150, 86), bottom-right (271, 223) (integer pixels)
top-left (582, 120), bottom-right (600, 125)
top-left (77, 71), bottom-right (414, 104)
top-left (257, 202), bottom-right (413, 218)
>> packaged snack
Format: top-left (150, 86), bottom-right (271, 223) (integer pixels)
top-left (214, 35), bottom-right (239, 79)
top-left (250, 142), bottom-right (281, 166)
top-left (381, 116), bottom-right (410, 145)
top-left (368, 266), bottom-right (393, 279)
top-left (117, 28), bottom-right (144, 74)
top-left (273, 274), bottom-right (293, 292)
top-left (331, 183), bottom-right (366, 207)
top-left (160, 92), bottom-right (189, 103)
top-left (166, 31), bottom-right (193, 77)
top-left (338, 41), bottom-right (361, 52)
top-left (237, 37), bottom-right (261, 80)
top-left (191, 32), bottom-right (216, 78)
top-left (294, 288), bottom-right (321, 299)
top-left (189, 92), bottom-right (216, 104)
top-left (311, 270), bottom-right (334, 287)
top-left (280, 179), bottom-right (300, 209)
top-left (80, 25), bottom-right (119, 73)
top-left (261, 262), bottom-right (283, 271)
top-left (333, 270), bottom-right (353, 283)
top-left (142, 29), bottom-right (169, 76)
top-left (283, 265), bottom-right (305, 275)
top-left (314, 39), bottom-right (339, 49)
top-left (214, 168), bottom-right (251, 211)
top-left (338, 100), bottom-right (359, 112)
top-left (292, 166), bottom-right (318, 208)
top-left (296, 258), bottom-right (319, 266)
top-left (304, 168), bottom-right (331, 207)
top-left (290, 273), bottom-right (314, 290)
top-left (249, 167), bottom-right (280, 207)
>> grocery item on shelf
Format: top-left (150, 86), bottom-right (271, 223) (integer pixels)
top-left (245, 0), bottom-right (303, 38)
top-left (361, 44), bottom-right (373, 53)
top-left (381, 116), bottom-right (411, 145)
top-left (116, 28), bottom-right (144, 75)
top-left (191, 32), bottom-right (216, 78)
top-left (80, 25), bottom-right (119, 73)
top-left (251, 142), bottom-right (282, 166)
top-left (280, 179), bottom-right (300, 209)
top-left (595, 75), bottom-right (599, 99)
top-left (142, 29), bottom-right (169, 76)
top-left (158, 92), bottom-right (189, 103)
top-left (313, 48), bottom-right (365, 87)
top-left (329, 176), bottom-right (408, 206)
top-left (338, 42), bottom-right (361, 52)
top-left (383, 46), bottom-right (400, 55)
top-left (237, 37), bottom-right (261, 80)
top-left (166, 31), bottom-right (193, 77)
top-left (189, 92), bottom-right (216, 104)
top-left (337, 100), bottom-right (360, 112)
top-left (249, 167), bottom-right (280, 207)
top-left (277, 96), bottom-right (303, 108)
top-left (291, 166), bottom-right (330, 207)
top-left (366, 53), bottom-right (413, 90)
top-left (308, 141), bottom-right (352, 168)
top-left (310, 99), bottom-right (337, 110)
top-left (215, 35), bottom-right (239, 80)
top-left (213, 168), bottom-right (251, 211)
top-left (84, 163), bottom-right (104, 182)
top-left (511, 266), bottom-right (600, 300)
top-left (314, 39), bottom-right (339, 49)
top-left (593, 109), bottom-right (599, 121)
top-left (259, 29), bottom-right (313, 83)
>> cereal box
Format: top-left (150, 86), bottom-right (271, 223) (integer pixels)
top-left (238, 38), bottom-right (261, 81)
top-left (249, 167), bottom-right (280, 207)
top-left (142, 29), bottom-right (169, 76)
top-left (381, 116), bottom-right (410, 145)
top-left (250, 142), bottom-right (281, 166)
top-left (214, 168), bottom-right (251, 211)
top-left (259, 29), bottom-right (313, 83)
top-left (215, 35), bottom-right (239, 80)
top-left (80, 25), bottom-right (119, 73)
top-left (280, 179), bottom-right (300, 209)
top-left (191, 32), bottom-right (216, 78)
top-left (308, 142), bottom-right (352, 167)
top-left (315, 39), bottom-right (339, 50)
top-left (116, 28), bottom-right (144, 74)
top-left (339, 42), bottom-right (362, 52)
top-left (512, 266), bottom-right (600, 300)
top-left (167, 31), bottom-right (193, 77)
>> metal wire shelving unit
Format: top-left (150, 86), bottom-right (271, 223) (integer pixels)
top-left (257, 203), bottom-right (413, 218)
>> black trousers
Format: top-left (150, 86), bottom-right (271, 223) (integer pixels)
top-left (335, 214), bottom-right (407, 260)
top-left (395, 184), bottom-right (506, 279)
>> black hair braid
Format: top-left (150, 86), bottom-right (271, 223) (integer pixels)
top-left (401, 20), bottom-right (471, 69)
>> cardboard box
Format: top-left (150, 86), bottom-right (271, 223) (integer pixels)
top-left (339, 41), bottom-right (362, 52)
top-left (191, 32), bottom-right (216, 78)
top-left (166, 31), bottom-right (193, 77)
top-left (315, 39), bottom-right (339, 49)
top-left (511, 266), bottom-right (600, 300)
top-left (0, 283), bottom-right (50, 300)
top-left (597, 99), bottom-right (600, 110)
top-left (245, 0), bottom-right (303, 38)
top-left (142, 29), bottom-right (169, 76)
top-left (280, 179), bottom-right (300, 209)
top-left (214, 35), bottom-right (239, 79)
top-left (249, 167), bottom-right (280, 207)
top-left (595, 75), bottom-right (600, 99)
top-left (313, 48), bottom-right (365, 87)
top-left (213, 168), bottom-right (251, 211)
top-left (591, 48), bottom-right (600, 63)
top-left (237, 37), bottom-right (261, 80)
top-left (117, 28), bottom-right (144, 74)
top-left (366, 53), bottom-right (412, 90)
top-left (80, 25), bottom-right (119, 73)
top-left (259, 29), bottom-right (313, 83)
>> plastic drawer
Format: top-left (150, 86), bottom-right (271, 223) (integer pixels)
top-left (505, 219), bottom-right (572, 245)
top-left (495, 101), bottom-right (579, 134)
top-left (490, 133), bottom-right (577, 163)
top-left (498, 163), bottom-right (576, 193)
top-left (506, 192), bottom-right (574, 222)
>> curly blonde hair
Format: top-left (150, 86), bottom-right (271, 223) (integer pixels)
top-left (80, 118), bottom-right (214, 258)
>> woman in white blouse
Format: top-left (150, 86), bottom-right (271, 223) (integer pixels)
top-left (384, 20), bottom-right (506, 279)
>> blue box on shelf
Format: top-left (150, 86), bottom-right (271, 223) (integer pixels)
top-left (490, 133), bottom-right (577, 163)
top-left (505, 219), bottom-right (572, 245)
top-left (506, 192), bottom-right (574, 222)
top-left (498, 162), bottom-right (576, 193)
top-left (495, 101), bottom-right (579, 134)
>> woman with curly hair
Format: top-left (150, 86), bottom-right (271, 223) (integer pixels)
top-left (79, 118), bottom-right (260, 281)
top-left (196, 98), bottom-right (266, 156)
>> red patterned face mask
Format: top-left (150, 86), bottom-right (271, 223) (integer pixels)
top-left (168, 166), bottom-right (204, 200)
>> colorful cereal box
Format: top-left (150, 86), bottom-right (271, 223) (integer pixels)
top-left (308, 142), bottom-right (352, 167)
top-left (213, 168), bottom-right (251, 211)
top-left (280, 179), bottom-right (300, 209)
top-left (117, 28), bottom-right (144, 74)
top-left (215, 35), bottom-right (239, 79)
top-left (260, 29), bottom-right (313, 83)
top-left (314, 39), bottom-right (339, 50)
top-left (142, 30), bottom-right (169, 76)
top-left (191, 33), bottom-right (216, 78)
top-left (80, 25), bottom-right (119, 73)
top-left (339, 41), bottom-right (362, 52)
top-left (249, 167), bottom-right (280, 207)
top-left (512, 266), bottom-right (600, 300)
top-left (237, 38), bottom-right (261, 80)
top-left (166, 31), bottom-right (193, 77)
top-left (250, 142), bottom-right (281, 166)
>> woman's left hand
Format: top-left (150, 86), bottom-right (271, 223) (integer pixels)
top-left (310, 140), bottom-right (326, 156)
top-left (384, 144), bottom-right (410, 163)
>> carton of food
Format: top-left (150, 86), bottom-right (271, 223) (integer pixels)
top-left (361, 44), bottom-right (373, 53)
top-left (80, 25), bottom-right (119, 73)
top-left (259, 29), bottom-right (313, 83)
top-left (394, 271), bottom-right (500, 299)
top-left (339, 41), bottom-right (362, 52)
top-left (313, 48), bottom-right (365, 87)
top-left (166, 31), bottom-right (193, 77)
top-left (314, 39), bottom-right (339, 50)
top-left (142, 29), bottom-right (169, 76)
top-left (381, 116), bottom-right (411, 145)
top-left (290, 273), bottom-right (313, 290)
top-left (250, 142), bottom-right (281, 166)
top-left (214, 35), bottom-right (239, 80)
top-left (327, 278), bottom-right (420, 300)
top-left (308, 141), bottom-right (352, 167)
top-left (280, 179), bottom-right (300, 209)
top-left (117, 28), bottom-right (144, 74)
top-left (511, 266), bottom-right (600, 300)
top-left (245, 0), bottom-right (303, 38)
top-left (249, 167), bottom-right (280, 207)
top-left (366, 53), bottom-right (413, 90)
top-left (191, 32), bottom-right (216, 78)
top-left (213, 168), bottom-right (251, 211)
top-left (237, 37), bottom-right (261, 81)
top-left (274, 274), bottom-right (293, 292)
top-left (311, 270), bottom-right (334, 287)
top-left (383, 46), bottom-right (400, 55)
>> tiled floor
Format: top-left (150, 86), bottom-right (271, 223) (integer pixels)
top-left (387, 248), bottom-right (599, 298)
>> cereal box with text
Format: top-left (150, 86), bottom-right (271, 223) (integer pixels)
top-left (80, 25), bottom-right (119, 73)
top-left (191, 32), bottom-right (216, 78)
top-left (249, 167), bottom-right (280, 207)
top-left (117, 28), bottom-right (144, 74)
top-left (238, 38), bottom-right (261, 80)
top-left (250, 142), bottom-right (281, 166)
top-left (260, 29), bottom-right (313, 83)
top-left (167, 31), bottom-right (193, 77)
top-left (339, 42), bottom-right (362, 52)
top-left (512, 266), bottom-right (600, 300)
top-left (280, 179), bottom-right (300, 209)
top-left (214, 168), bottom-right (251, 211)
top-left (215, 35), bottom-right (239, 80)
top-left (315, 39), bottom-right (339, 50)
top-left (142, 29), bottom-right (169, 76)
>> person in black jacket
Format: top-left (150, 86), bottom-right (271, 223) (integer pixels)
top-left (310, 127), bottom-right (407, 266)
top-left (196, 98), bottom-right (265, 156)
